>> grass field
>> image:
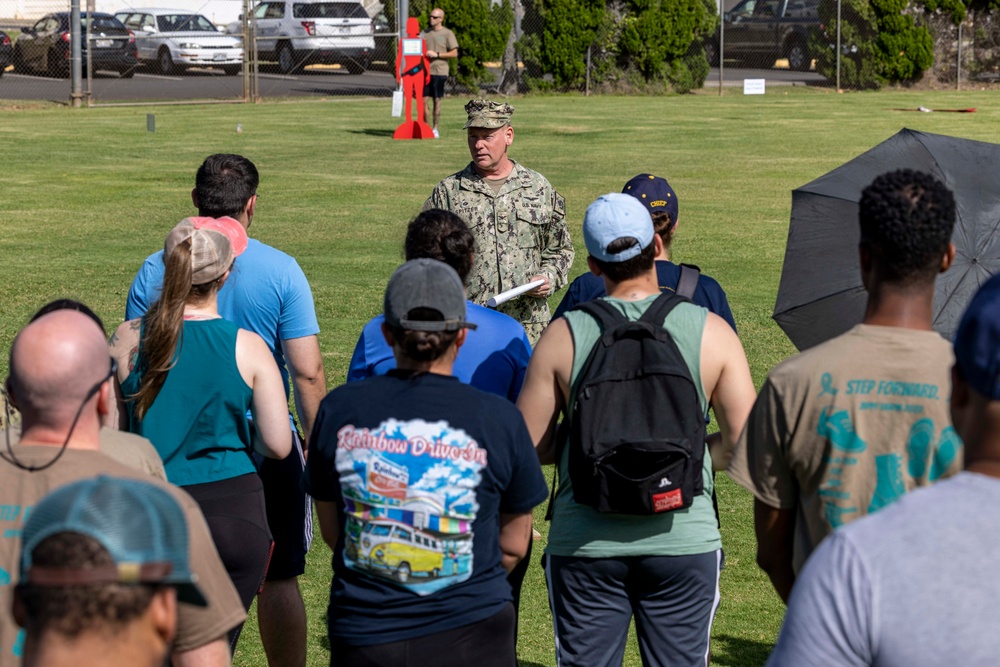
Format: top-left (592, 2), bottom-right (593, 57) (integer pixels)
top-left (1, 87), bottom-right (997, 666)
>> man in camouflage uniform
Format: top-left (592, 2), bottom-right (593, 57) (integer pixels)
top-left (424, 99), bottom-right (574, 343)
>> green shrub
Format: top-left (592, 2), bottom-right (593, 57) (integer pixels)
top-left (811, 0), bottom-right (933, 88)
top-left (519, 0), bottom-right (606, 89)
top-left (920, 0), bottom-right (966, 23)
top-left (409, 0), bottom-right (512, 87)
top-left (520, 0), bottom-right (714, 92)
top-left (617, 0), bottom-right (716, 89)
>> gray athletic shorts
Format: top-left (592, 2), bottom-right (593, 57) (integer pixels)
top-left (544, 550), bottom-right (723, 667)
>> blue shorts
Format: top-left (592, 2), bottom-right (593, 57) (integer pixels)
top-left (544, 550), bottom-right (723, 667)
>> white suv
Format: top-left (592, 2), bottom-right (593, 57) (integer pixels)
top-left (116, 8), bottom-right (244, 75)
top-left (239, 0), bottom-right (374, 74)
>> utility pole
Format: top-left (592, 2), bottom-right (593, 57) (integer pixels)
top-left (70, 0), bottom-right (83, 107)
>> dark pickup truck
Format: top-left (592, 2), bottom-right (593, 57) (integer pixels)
top-left (706, 0), bottom-right (820, 71)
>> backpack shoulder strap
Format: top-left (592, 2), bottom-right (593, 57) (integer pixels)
top-left (638, 291), bottom-right (686, 328)
top-left (676, 264), bottom-right (701, 300)
top-left (574, 297), bottom-right (628, 334)
top-left (545, 299), bottom-right (623, 521)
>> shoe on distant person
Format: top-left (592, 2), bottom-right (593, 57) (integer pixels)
top-left (433, 128), bottom-right (440, 138)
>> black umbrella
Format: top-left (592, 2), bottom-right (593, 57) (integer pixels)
top-left (773, 128), bottom-right (1000, 351)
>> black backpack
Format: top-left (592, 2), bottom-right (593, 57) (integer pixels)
top-left (553, 291), bottom-right (707, 515)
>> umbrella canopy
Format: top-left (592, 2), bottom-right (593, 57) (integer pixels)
top-left (773, 128), bottom-right (1000, 351)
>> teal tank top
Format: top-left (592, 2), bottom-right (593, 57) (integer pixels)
top-left (123, 318), bottom-right (255, 486)
top-left (546, 294), bottom-right (722, 558)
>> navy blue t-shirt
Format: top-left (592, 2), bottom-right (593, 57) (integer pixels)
top-left (304, 371), bottom-right (548, 646)
top-left (552, 260), bottom-right (738, 331)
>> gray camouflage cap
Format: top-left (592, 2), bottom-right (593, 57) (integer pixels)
top-left (464, 99), bottom-right (515, 129)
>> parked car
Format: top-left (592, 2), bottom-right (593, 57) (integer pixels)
top-left (371, 12), bottom-right (394, 68)
top-left (13, 12), bottom-right (138, 77)
top-left (115, 8), bottom-right (244, 75)
top-left (0, 31), bottom-right (12, 77)
top-left (706, 0), bottom-right (820, 71)
top-left (233, 0), bottom-right (374, 74)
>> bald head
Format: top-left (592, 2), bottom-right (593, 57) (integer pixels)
top-left (9, 310), bottom-right (111, 433)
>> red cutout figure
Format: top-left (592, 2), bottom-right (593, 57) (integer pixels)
top-left (393, 17), bottom-right (435, 140)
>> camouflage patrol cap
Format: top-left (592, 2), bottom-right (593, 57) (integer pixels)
top-left (464, 99), bottom-right (515, 129)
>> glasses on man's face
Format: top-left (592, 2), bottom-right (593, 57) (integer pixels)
top-left (431, 14), bottom-right (442, 19)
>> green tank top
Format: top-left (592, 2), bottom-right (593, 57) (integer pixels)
top-left (545, 294), bottom-right (722, 558)
top-left (123, 318), bottom-right (255, 487)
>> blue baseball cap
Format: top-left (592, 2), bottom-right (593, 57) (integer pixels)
top-left (955, 273), bottom-right (1000, 400)
top-left (20, 476), bottom-right (207, 606)
top-left (583, 193), bottom-right (655, 263)
top-left (622, 173), bottom-right (679, 226)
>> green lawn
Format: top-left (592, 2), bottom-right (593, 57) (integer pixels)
top-left (1, 87), bottom-right (996, 666)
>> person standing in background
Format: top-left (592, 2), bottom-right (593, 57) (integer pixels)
top-left (112, 216), bottom-right (292, 648)
top-left (728, 169), bottom-right (961, 603)
top-left (425, 100), bottom-right (574, 344)
top-left (422, 7), bottom-right (458, 138)
top-left (126, 154), bottom-right (326, 667)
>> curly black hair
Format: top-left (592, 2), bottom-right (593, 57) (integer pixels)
top-left (859, 169), bottom-right (955, 286)
top-left (16, 533), bottom-right (158, 637)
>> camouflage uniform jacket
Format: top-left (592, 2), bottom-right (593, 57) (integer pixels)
top-left (424, 160), bottom-right (573, 334)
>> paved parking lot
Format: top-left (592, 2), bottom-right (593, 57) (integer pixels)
top-left (0, 62), bottom-right (826, 105)
top-left (0, 64), bottom-right (397, 103)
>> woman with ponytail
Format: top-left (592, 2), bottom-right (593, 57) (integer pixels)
top-left (110, 216), bottom-right (291, 645)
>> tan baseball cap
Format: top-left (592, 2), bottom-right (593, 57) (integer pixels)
top-left (163, 216), bottom-right (248, 285)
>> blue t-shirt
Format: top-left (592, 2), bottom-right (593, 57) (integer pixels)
top-left (125, 238), bottom-right (320, 399)
top-left (304, 371), bottom-right (548, 646)
top-left (552, 260), bottom-right (737, 332)
top-left (346, 302), bottom-right (532, 402)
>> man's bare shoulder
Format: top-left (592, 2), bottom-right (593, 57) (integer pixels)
top-left (533, 317), bottom-right (573, 376)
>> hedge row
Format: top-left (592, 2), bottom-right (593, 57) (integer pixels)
top-left (404, 0), bottom-right (982, 92)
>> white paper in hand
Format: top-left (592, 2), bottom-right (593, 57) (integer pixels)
top-left (487, 279), bottom-right (545, 308)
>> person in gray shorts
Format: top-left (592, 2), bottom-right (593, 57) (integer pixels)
top-left (517, 193), bottom-right (756, 666)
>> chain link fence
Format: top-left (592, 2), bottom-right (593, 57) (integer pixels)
top-left (923, 8), bottom-right (1000, 89)
top-left (0, 0), bottom-right (396, 105)
top-left (4, 0), bottom-right (1000, 104)
top-left (0, 0), bottom-right (252, 105)
top-left (499, 0), bottom-right (1000, 94)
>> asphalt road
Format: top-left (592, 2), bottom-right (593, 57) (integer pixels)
top-left (708, 65), bottom-right (828, 87)
top-left (0, 64), bottom-right (398, 104)
top-left (0, 63), bottom-right (825, 105)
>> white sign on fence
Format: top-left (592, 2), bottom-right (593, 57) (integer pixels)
top-left (743, 79), bottom-right (766, 95)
